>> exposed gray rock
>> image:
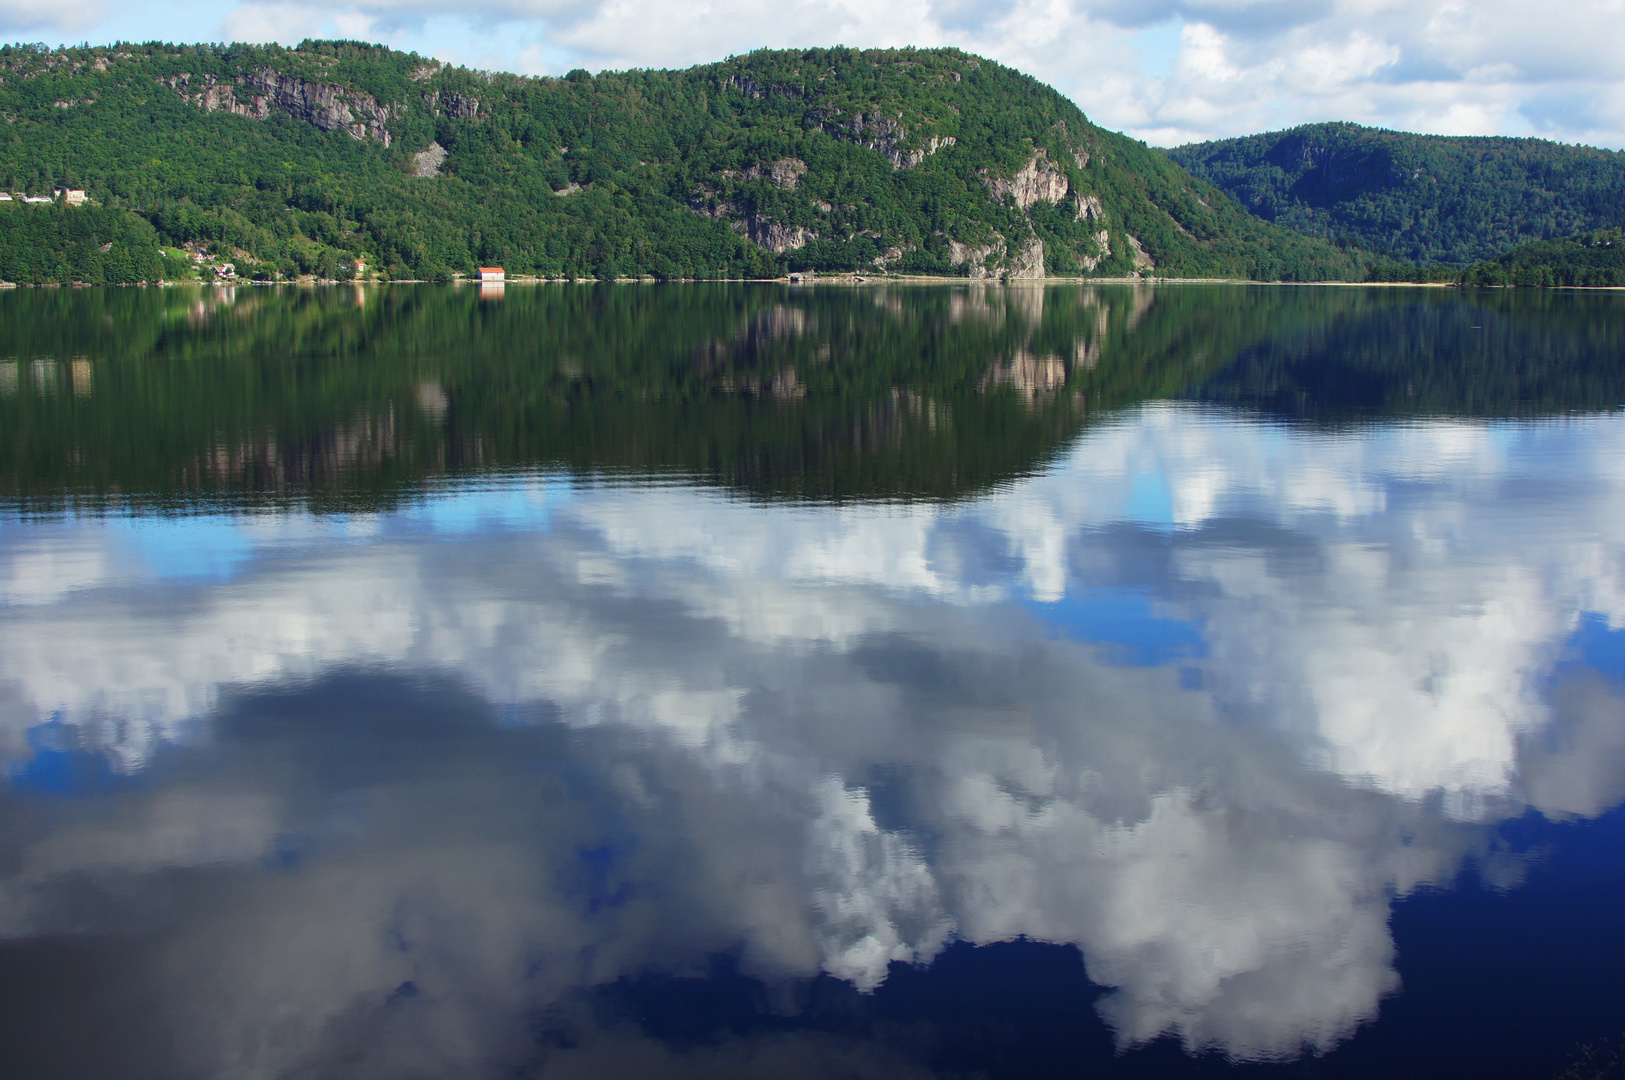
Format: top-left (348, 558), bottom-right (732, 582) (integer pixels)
top-left (725, 74), bottom-right (806, 101)
top-left (689, 196), bottom-right (813, 252)
top-left (418, 90), bottom-right (480, 119)
top-left (948, 235), bottom-right (1047, 279)
top-left (813, 108), bottom-right (953, 169)
top-left (948, 238), bottom-right (1005, 279)
top-left (744, 216), bottom-right (814, 252)
top-left (412, 141), bottom-right (447, 178)
top-left (441, 93), bottom-right (479, 119)
top-left (739, 158), bottom-right (808, 189)
top-left (162, 70), bottom-right (400, 145)
top-left (1008, 236), bottom-right (1047, 279)
top-left (1125, 234), bottom-right (1155, 272)
top-left (892, 135), bottom-right (956, 169)
top-left (983, 150), bottom-right (1071, 212)
top-left (1077, 228), bottom-right (1111, 271)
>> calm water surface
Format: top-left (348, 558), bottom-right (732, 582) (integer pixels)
top-left (1, 283), bottom-right (1623, 1078)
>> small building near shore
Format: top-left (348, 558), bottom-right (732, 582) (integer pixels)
top-left (57, 189), bottom-right (86, 206)
top-left (476, 267), bottom-right (505, 281)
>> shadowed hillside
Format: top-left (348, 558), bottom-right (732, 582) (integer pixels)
top-left (1168, 122), bottom-right (1625, 266)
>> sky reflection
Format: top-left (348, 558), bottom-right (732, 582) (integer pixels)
top-left (0, 403), bottom-right (1623, 1075)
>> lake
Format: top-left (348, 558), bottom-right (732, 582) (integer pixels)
top-left (1, 282), bottom-right (1623, 1079)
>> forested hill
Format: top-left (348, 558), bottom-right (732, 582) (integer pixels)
top-left (0, 40), bottom-right (1367, 283)
top-left (1459, 228), bottom-right (1625, 288)
top-left (1166, 122), bottom-right (1625, 266)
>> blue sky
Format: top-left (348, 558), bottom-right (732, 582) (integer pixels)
top-left (7, 0), bottom-right (1625, 147)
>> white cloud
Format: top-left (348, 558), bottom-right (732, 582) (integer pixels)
top-left (2, 405), bottom-right (1624, 1070)
top-left (217, 0), bottom-right (338, 43)
top-left (16, 0), bottom-right (1624, 145)
top-left (227, 0), bottom-right (1625, 145)
top-left (0, 0), bottom-right (105, 34)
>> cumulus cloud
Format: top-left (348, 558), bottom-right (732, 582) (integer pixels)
top-left (1, 405), bottom-right (1623, 1072)
top-left (0, 0), bottom-right (106, 35)
top-left (185, 0), bottom-right (1621, 147)
top-left (12, 0), bottom-right (1625, 144)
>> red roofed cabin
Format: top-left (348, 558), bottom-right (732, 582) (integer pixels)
top-left (476, 267), bottom-right (505, 282)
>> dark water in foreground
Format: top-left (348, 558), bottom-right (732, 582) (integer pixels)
top-left (1, 282), bottom-right (1624, 1079)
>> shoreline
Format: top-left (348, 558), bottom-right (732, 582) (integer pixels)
top-left (2, 275), bottom-right (1621, 291)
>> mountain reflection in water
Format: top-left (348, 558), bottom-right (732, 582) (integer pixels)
top-left (5, 282), bottom-right (1624, 511)
top-left (0, 284), bottom-right (1623, 1079)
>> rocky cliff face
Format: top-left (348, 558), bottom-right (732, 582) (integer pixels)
top-left (946, 234), bottom-right (1047, 279)
top-left (420, 91), bottom-right (480, 119)
top-left (690, 197), bottom-right (814, 253)
top-left (1077, 229), bottom-right (1111, 271)
top-left (735, 158), bottom-right (807, 189)
top-left (693, 64), bottom-right (1124, 275)
top-left (162, 70), bottom-right (400, 145)
top-left (948, 238), bottom-right (1004, 278)
top-left (885, 134), bottom-right (956, 169)
top-left (725, 74), bottom-right (807, 102)
top-left (811, 108), bottom-right (956, 169)
top-left (1125, 234), bottom-right (1155, 271)
top-left (690, 157), bottom-right (815, 251)
top-left (983, 149), bottom-right (1071, 211)
top-left (976, 151), bottom-right (1118, 276)
top-left (1008, 236), bottom-right (1046, 278)
top-left (745, 216), bottom-right (815, 252)
top-left (723, 73), bottom-right (957, 170)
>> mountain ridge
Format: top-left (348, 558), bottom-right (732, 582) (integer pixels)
top-left (0, 40), bottom-right (1369, 283)
top-left (1167, 121), bottom-right (1625, 266)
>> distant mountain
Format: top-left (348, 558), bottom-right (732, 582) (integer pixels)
top-left (0, 40), bottom-right (1366, 283)
top-left (1166, 122), bottom-right (1625, 266)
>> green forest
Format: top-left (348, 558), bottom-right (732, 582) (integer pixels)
top-left (0, 201), bottom-right (166, 284)
top-left (1458, 228), bottom-right (1625, 287)
top-left (0, 40), bottom-right (1371, 284)
top-left (1168, 122), bottom-right (1625, 266)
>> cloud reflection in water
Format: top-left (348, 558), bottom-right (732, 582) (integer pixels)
top-left (0, 404), bottom-right (1623, 1075)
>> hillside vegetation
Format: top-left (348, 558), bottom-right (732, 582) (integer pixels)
top-left (0, 200), bottom-right (164, 283)
top-left (1459, 228), bottom-right (1625, 287)
top-left (1168, 122), bottom-right (1625, 266)
top-left (0, 40), bottom-right (1367, 283)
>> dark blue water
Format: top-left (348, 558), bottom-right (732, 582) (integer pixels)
top-left (1, 283), bottom-right (1623, 1079)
